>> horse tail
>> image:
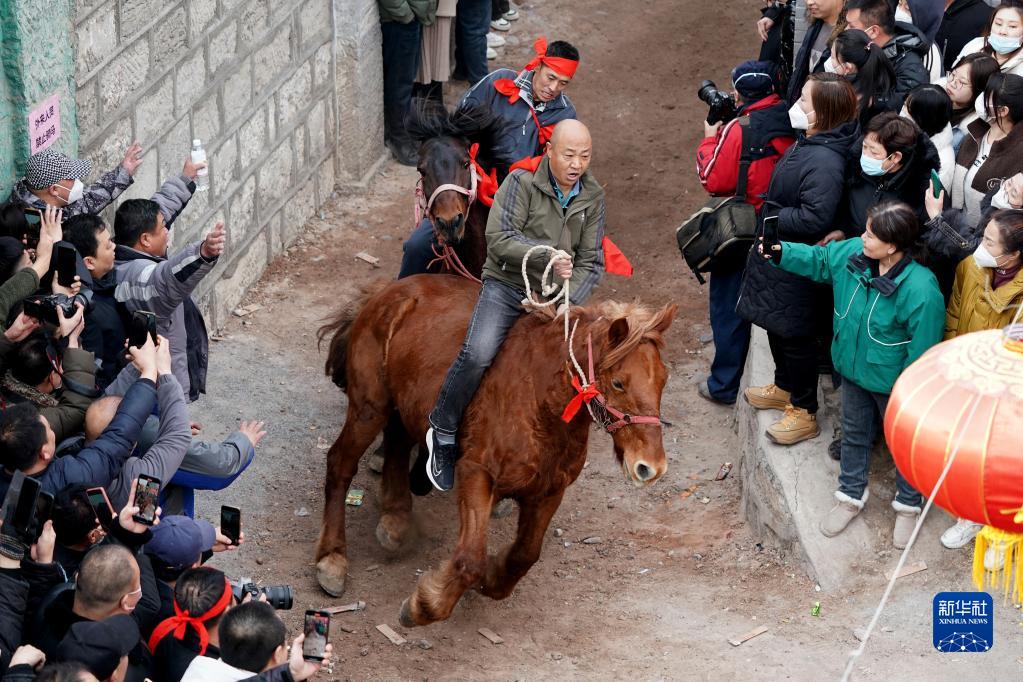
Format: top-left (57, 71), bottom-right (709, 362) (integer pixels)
top-left (317, 280), bottom-right (390, 390)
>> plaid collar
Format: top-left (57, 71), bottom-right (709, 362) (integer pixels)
top-left (515, 70), bottom-right (546, 112)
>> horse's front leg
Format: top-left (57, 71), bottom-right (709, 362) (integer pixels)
top-left (480, 490), bottom-right (565, 600)
top-left (399, 462), bottom-right (494, 626)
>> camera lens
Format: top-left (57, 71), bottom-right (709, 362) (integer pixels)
top-left (261, 585), bottom-right (294, 610)
top-left (697, 80), bottom-right (717, 104)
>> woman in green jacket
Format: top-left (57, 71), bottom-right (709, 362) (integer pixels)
top-left (759, 201), bottom-right (946, 549)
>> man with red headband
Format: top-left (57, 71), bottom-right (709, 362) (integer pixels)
top-left (398, 37), bottom-right (581, 278)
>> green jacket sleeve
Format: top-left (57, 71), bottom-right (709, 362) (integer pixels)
top-left (567, 198), bottom-right (606, 305)
top-left (901, 279), bottom-right (946, 371)
top-left (775, 240), bottom-right (845, 285)
top-left (38, 347), bottom-right (96, 444)
top-left (485, 172), bottom-right (551, 285)
top-left (0, 269), bottom-right (40, 333)
top-left (378, 0), bottom-right (415, 23)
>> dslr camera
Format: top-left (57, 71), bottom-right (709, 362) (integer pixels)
top-left (230, 577), bottom-right (294, 610)
top-left (22, 293), bottom-right (79, 326)
top-left (697, 80), bottom-right (738, 125)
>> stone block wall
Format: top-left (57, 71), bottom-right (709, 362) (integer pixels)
top-left (73, 0), bottom-right (385, 330)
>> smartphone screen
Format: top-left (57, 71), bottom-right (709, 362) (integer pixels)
top-left (132, 476), bottom-right (161, 525)
top-left (220, 505), bottom-right (241, 545)
top-left (127, 311), bottom-right (157, 348)
top-left (761, 215), bottom-right (780, 251)
top-left (12, 476), bottom-right (41, 538)
top-left (31, 492), bottom-right (54, 542)
top-left (302, 610), bottom-right (330, 661)
top-left (86, 487), bottom-right (115, 525)
top-left (56, 244), bottom-right (78, 287)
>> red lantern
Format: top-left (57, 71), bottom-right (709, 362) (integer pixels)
top-left (886, 327), bottom-right (1023, 598)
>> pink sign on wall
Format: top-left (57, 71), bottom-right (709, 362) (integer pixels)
top-left (28, 93), bottom-right (61, 155)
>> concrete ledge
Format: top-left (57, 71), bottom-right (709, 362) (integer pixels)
top-left (737, 327), bottom-right (949, 590)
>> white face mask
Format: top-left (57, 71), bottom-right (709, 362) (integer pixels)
top-left (895, 7), bottom-right (912, 23)
top-left (66, 178), bottom-right (84, 205)
top-left (975, 94), bottom-right (990, 120)
top-left (824, 57), bottom-right (839, 74)
top-left (992, 185), bottom-right (1014, 209)
top-left (974, 243), bottom-right (1008, 268)
top-left (789, 102), bottom-right (812, 130)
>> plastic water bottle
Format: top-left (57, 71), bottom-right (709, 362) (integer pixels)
top-left (191, 139), bottom-right (209, 192)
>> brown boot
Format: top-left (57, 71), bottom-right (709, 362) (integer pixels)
top-left (820, 490), bottom-right (867, 537)
top-left (743, 383), bottom-right (791, 410)
top-left (766, 405), bottom-right (820, 445)
top-left (892, 500), bottom-right (922, 550)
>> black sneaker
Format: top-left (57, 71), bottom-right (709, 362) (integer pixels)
top-left (425, 427), bottom-right (458, 492)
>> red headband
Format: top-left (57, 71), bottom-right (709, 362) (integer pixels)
top-left (148, 578), bottom-right (232, 655)
top-left (523, 37), bottom-right (578, 78)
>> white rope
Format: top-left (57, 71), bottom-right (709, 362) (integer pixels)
top-left (841, 393), bottom-right (984, 681)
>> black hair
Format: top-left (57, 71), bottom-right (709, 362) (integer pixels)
top-left (219, 601), bottom-right (287, 672)
top-left (950, 52), bottom-right (1000, 110)
top-left (983, 72), bottom-right (1023, 129)
top-left (63, 213), bottom-right (106, 259)
top-left (545, 40), bottom-right (579, 62)
top-left (989, 208), bottom-right (1023, 256)
top-left (0, 204), bottom-right (30, 241)
top-left (0, 402), bottom-right (47, 472)
top-left (905, 84), bottom-right (953, 137)
top-left (846, 0), bottom-right (896, 36)
top-left (865, 111), bottom-right (920, 159)
top-left (0, 236), bottom-right (26, 283)
top-left (174, 567), bottom-right (229, 624)
top-left (113, 199), bottom-right (161, 247)
top-left (834, 29), bottom-right (896, 108)
top-left (984, 1), bottom-right (1023, 58)
top-left (52, 484), bottom-right (100, 547)
top-left (34, 662), bottom-right (92, 682)
top-left (10, 332), bottom-right (56, 387)
top-left (867, 200), bottom-right (922, 252)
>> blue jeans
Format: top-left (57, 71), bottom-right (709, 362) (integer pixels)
top-left (381, 20), bottom-right (422, 143)
top-left (837, 377), bottom-right (923, 507)
top-left (398, 218), bottom-right (438, 279)
top-left (454, 0), bottom-right (490, 84)
top-left (707, 267), bottom-right (751, 403)
top-left (429, 278), bottom-right (524, 437)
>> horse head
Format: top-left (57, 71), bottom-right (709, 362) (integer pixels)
top-left (418, 136), bottom-right (473, 245)
top-left (593, 302), bottom-right (678, 487)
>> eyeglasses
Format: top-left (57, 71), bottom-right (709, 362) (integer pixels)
top-left (948, 76), bottom-right (970, 89)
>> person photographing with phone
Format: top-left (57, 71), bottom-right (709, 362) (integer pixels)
top-left (757, 201), bottom-right (944, 548)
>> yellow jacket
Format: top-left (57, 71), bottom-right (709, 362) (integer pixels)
top-left (944, 256), bottom-right (1023, 340)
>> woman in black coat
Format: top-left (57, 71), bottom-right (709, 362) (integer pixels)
top-left (738, 73), bottom-right (860, 446)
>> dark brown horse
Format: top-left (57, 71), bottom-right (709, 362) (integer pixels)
top-left (315, 274), bottom-right (677, 625)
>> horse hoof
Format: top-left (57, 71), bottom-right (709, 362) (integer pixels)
top-left (399, 598), bottom-right (418, 628)
top-left (491, 498), bottom-right (516, 519)
top-left (315, 555), bottom-right (348, 597)
top-left (375, 516), bottom-right (416, 553)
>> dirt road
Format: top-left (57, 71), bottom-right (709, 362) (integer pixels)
top-left (189, 0), bottom-right (1023, 678)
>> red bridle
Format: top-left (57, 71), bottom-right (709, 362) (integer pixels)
top-left (561, 333), bottom-right (663, 434)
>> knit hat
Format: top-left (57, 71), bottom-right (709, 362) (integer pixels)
top-left (24, 150), bottom-right (91, 190)
top-left (54, 615), bottom-right (139, 679)
top-left (731, 60), bottom-right (776, 101)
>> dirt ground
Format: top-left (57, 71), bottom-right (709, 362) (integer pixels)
top-left (187, 0), bottom-right (1023, 679)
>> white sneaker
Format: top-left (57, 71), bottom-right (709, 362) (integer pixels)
top-left (940, 518), bottom-right (983, 549)
top-left (984, 543), bottom-right (1006, 571)
top-left (487, 47), bottom-right (498, 60)
top-left (487, 32), bottom-right (506, 48)
top-left (503, 9), bottom-right (520, 21)
top-left (490, 18), bottom-right (511, 31)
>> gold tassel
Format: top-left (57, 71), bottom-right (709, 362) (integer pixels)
top-left (972, 526), bottom-right (1023, 603)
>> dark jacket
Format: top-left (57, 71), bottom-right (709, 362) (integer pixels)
top-left (936, 0), bottom-right (994, 73)
top-left (457, 69), bottom-right (577, 179)
top-left (80, 271), bottom-right (130, 390)
top-left (786, 20), bottom-right (828, 104)
top-left (737, 121), bottom-right (859, 337)
top-left (923, 185), bottom-right (998, 297)
top-left (839, 131), bottom-right (941, 236)
top-left (377, 0), bottom-right (436, 24)
top-left (0, 377), bottom-right (156, 502)
top-left (153, 631), bottom-right (220, 682)
top-left (0, 569), bottom-right (28, 671)
top-left (884, 22), bottom-right (933, 110)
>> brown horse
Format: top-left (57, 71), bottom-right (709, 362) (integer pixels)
top-left (315, 274), bottom-right (677, 626)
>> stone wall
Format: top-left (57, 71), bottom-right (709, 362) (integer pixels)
top-left (72, 0), bottom-right (386, 330)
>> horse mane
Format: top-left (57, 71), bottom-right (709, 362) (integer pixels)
top-left (406, 101), bottom-right (499, 144)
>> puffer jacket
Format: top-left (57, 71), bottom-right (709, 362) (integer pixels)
top-left (776, 238), bottom-right (945, 394)
top-left (737, 121), bottom-right (860, 338)
top-left (884, 22), bottom-right (933, 109)
top-left (482, 155), bottom-right (605, 304)
top-left (839, 130), bottom-right (941, 236)
top-left (937, 0), bottom-right (994, 73)
top-left (945, 255), bottom-right (1023, 338)
top-left (114, 242), bottom-right (215, 402)
top-left (377, 0), bottom-right (436, 24)
top-left (457, 69), bottom-right (577, 179)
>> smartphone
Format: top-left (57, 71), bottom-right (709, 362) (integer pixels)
top-left (21, 207), bottom-right (42, 226)
top-left (127, 310), bottom-right (157, 348)
top-left (55, 243), bottom-right (78, 287)
top-left (10, 474), bottom-right (41, 541)
top-left (86, 486), bottom-right (116, 525)
top-left (30, 492), bottom-right (54, 543)
top-left (132, 475), bottom-right (161, 526)
top-left (220, 505), bottom-right (241, 545)
top-left (761, 214), bottom-right (780, 254)
top-left (302, 610), bottom-right (331, 661)
top-left (930, 169), bottom-right (943, 199)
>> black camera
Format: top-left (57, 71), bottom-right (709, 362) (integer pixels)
top-left (230, 577), bottom-right (294, 610)
top-left (22, 293), bottom-right (78, 326)
top-left (697, 80), bottom-right (738, 125)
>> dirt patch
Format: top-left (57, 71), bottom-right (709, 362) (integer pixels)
top-left (188, 0), bottom-right (1023, 678)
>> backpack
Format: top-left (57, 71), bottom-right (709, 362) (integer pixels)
top-left (675, 118), bottom-right (760, 284)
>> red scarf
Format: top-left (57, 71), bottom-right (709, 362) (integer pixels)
top-left (493, 36), bottom-right (577, 148)
top-left (148, 578), bottom-right (232, 655)
top-left (469, 143), bottom-right (499, 207)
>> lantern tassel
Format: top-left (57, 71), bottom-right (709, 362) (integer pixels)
top-left (972, 526), bottom-right (1023, 603)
